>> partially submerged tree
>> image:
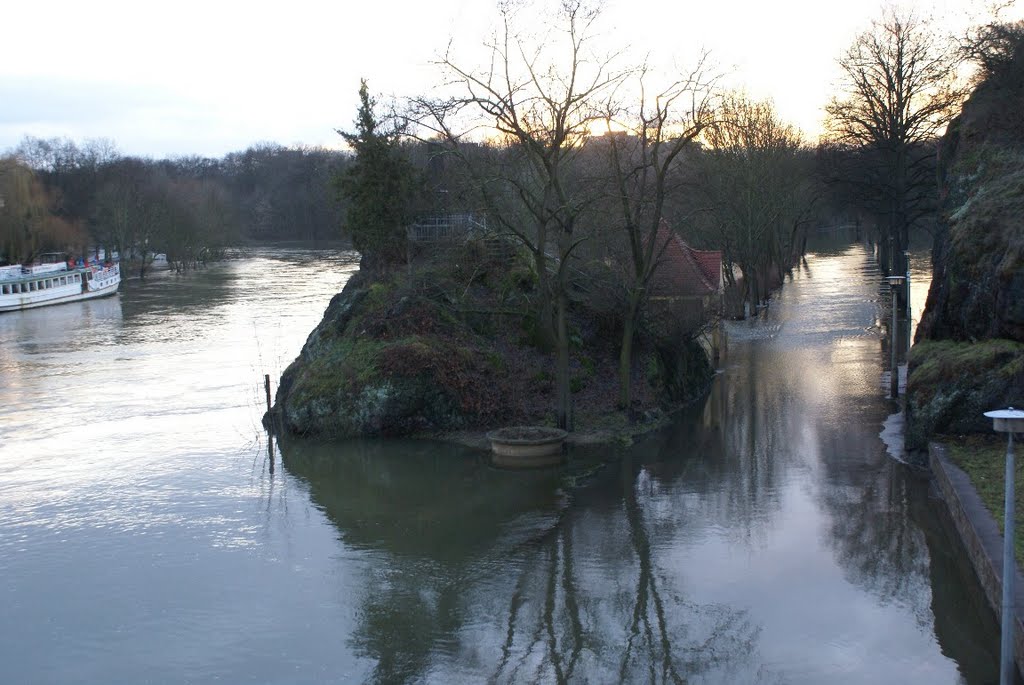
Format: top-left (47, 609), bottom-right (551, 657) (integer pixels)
top-left (92, 157), bottom-right (152, 275)
top-left (695, 93), bottom-right (814, 314)
top-left (825, 8), bottom-right (964, 286)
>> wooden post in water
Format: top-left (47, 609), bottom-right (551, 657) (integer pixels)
top-left (264, 374), bottom-right (272, 414)
top-left (267, 432), bottom-right (275, 475)
top-left (264, 374), bottom-right (275, 473)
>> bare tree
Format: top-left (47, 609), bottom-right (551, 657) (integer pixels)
top-left (597, 62), bottom-right (717, 409)
top-left (825, 7), bottom-right (965, 286)
top-left (416, 0), bottom-right (627, 429)
top-left (695, 93), bottom-right (814, 315)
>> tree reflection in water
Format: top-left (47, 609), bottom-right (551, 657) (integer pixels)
top-left (271, 242), bottom-right (1007, 683)
top-left (280, 437), bottom-right (763, 684)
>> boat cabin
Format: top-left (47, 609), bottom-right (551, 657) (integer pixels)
top-left (0, 271), bottom-right (83, 295)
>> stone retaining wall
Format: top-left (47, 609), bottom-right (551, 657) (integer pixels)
top-left (930, 442), bottom-right (1024, 677)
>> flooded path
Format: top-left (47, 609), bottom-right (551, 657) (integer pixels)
top-left (0, 243), bottom-right (1004, 683)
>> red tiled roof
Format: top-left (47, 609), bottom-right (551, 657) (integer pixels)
top-left (648, 220), bottom-right (722, 298)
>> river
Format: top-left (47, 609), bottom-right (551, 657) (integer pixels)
top-left (0, 241), bottom-right (1007, 684)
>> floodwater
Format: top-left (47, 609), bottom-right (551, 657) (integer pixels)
top-left (0, 242), bottom-right (1007, 684)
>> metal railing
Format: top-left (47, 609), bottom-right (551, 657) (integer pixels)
top-left (407, 214), bottom-right (489, 243)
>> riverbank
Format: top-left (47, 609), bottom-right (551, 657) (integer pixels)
top-left (428, 395), bottom-right (700, 451)
top-left (930, 441), bottom-right (1024, 678)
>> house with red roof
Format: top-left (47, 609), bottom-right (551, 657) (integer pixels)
top-left (648, 220), bottom-right (723, 309)
top-left (646, 219), bottom-right (725, 362)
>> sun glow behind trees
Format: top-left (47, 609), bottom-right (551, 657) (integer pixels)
top-left (2, 0), bottom-right (1016, 156)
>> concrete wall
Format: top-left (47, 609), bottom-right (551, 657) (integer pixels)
top-left (930, 442), bottom-right (1024, 678)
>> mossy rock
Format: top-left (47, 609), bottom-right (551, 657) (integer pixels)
top-left (272, 239), bottom-right (717, 439)
top-left (275, 268), bottom-right (511, 437)
top-left (906, 339), bottom-right (1024, 450)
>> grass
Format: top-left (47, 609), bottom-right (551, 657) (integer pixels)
top-left (909, 339), bottom-right (1024, 390)
top-left (946, 434), bottom-right (1024, 565)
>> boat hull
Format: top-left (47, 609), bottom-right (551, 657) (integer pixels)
top-left (0, 282), bottom-right (120, 312)
top-left (0, 264), bottom-right (121, 313)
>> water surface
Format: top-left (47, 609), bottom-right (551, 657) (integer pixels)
top-left (0, 243), bottom-right (1005, 683)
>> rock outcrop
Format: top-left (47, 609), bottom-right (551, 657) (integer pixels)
top-left (908, 29), bottom-right (1024, 450)
top-left (272, 242), bottom-right (715, 439)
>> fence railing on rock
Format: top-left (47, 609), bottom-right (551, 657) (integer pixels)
top-left (407, 214), bottom-right (489, 243)
top-left (405, 214), bottom-right (518, 269)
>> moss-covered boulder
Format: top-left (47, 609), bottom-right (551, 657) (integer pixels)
top-left (275, 268), bottom-right (507, 437)
top-left (906, 339), bottom-right (1024, 451)
top-left (272, 240), bottom-right (717, 439)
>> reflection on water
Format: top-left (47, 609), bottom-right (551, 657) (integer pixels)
top-left (281, 437), bottom-right (763, 684)
top-left (0, 243), bottom-right (1008, 684)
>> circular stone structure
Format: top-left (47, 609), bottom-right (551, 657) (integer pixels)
top-left (487, 426), bottom-right (568, 468)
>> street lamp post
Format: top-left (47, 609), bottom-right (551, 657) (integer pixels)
top-left (886, 275), bottom-right (906, 399)
top-left (904, 251), bottom-right (912, 355)
top-left (985, 407), bottom-right (1024, 685)
top-left (904, 250), bottom-right (911, 314)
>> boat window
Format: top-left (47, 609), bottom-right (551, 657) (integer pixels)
top-left (1, 285), bottom-right (8, 295)
top-left (74, 274), bottom-right (80, 283)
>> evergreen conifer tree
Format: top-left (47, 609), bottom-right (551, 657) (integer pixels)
top-left (335, 80), bottom-right (418, 268)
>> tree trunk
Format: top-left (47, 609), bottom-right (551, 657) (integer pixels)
top-left (534, 249), bottom-right (557, 352)
top-left (879, 231), bottom-right (891, 276)
top-left (618, 289), bottom-right (641, 411)
top-left (555, 290), bottom-right (572, 431)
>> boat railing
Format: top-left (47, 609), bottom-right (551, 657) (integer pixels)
top-left (23, 262), bottom-right (68, 276)
top-left (0, 265), bottom-right (23, 281)
top-left (92, 264), bottom-right (120, 281)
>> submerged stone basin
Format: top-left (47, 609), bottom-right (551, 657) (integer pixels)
top-left (487, 426), bottom-right (568, 468)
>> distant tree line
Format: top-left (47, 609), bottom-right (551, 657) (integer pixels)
top-left (0, 138), bottom-right (352, 273)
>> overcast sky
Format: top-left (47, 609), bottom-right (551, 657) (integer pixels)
top-left (0, 0), bottom-right (1012, 159)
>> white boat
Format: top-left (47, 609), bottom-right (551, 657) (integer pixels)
top-left (0, 257), bottom-right (121, 312)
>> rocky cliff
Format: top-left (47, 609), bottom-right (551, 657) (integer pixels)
top-left (907, 31), bottom-right (1024, 450)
